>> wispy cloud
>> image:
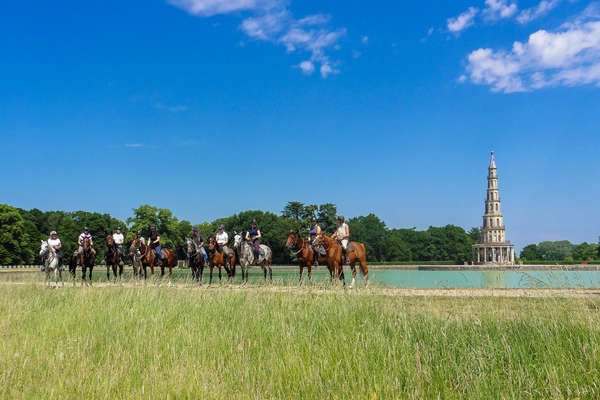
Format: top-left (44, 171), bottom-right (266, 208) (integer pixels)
top-left (361, 35), bottom-right (369, 44)
top-left (517, 0), bottom-right (561, 24)
top-left (125, 143), bottom-right (144, 148)
top-left (463, 5), bottom-right (600, 93)
top-left (482, 0), bottom-right (518, 21)
top-left (167, 0), bottom-right (346, 77)
top-left (447, 7), bottom-right (479, 34)
top-left (154, 103), bottom-right (189, 112)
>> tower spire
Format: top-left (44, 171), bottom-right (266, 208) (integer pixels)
top-left (472, 151), bottom-right (514, 265)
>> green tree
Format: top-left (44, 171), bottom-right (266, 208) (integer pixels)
top-left (537, 241), bottom-right (573, 261)
top-left (0, 204), bottom-right (32, 264)
top-left (348, 214), bottom-right (387, 261)
top-left (317, 203), bottom-right (338, 234)
top-left (468, 227), bottom-right (481, 243)
top-left (520, 244), bottom-right (539, 261)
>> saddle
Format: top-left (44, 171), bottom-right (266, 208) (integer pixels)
top-left (346, 242), bottom-right (355, 253)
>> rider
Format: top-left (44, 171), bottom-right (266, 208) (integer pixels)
top-left (148, 224), bottom-right (166, 265)
top-left (216, 224), bottom-right (233, 266)
top-left (191, 227), bottom-right (209, 264)
top-left (308, 217), bottom-right (322, 265)
top-left (44, 230), bottom-right (63, 269)
top-left (76, 227), bottom-right (96, 260)
top-left (245, 219), bottom-right (262, 262)
top-left (331, 216), bottom-right (350, 264)
top-left (113, 226), bottom-right (125, 266)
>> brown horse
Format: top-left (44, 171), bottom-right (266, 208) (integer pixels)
top-left (313, 234), bottom-right (345, 284)
top-left (207, 236), bottom-right (234, 284)
top-left (133, 238), bottom-right (177, 282)
top-left (343, 241), bottom-right (369, 288)
top-left (285, 232), bottom-right (327, 283)
top-left (70, 237), bottom-right (95, 284)
top-left (129, 240), bottom-right (143, 279)
top-left (105, 235), bottom-right (122, 282)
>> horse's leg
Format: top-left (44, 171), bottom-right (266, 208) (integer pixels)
top-left (199, 265), bottom-right (204, 284)
top-left (263, 266), bottom-right (267, 281)
top-left (168, 266), bottom-right (173, 285)
top-left (299, 265), bottom-right (304, 284)
top-left (307, 264), bottom-right (312, 282)
top-left (60, 268), bottom-right (64, 287)
top-left (81, 265), bottom-right (86, 285)
top-left (269, 263), bottom-right (272, 281)
top-left (349, 260), bottom-right (357, 289)
top-left (209, 266), bottom-right (213, 285)
top-left (361, 257), bottom-right (369, 288)
top-left (107, 265), bottom-right (111, 282)
top-left (218, 266), bottom-right (222, 283)
top-left (119, 262), bottom-right (123, 280)
top-left (54, 267), bottom-right (59, 288)
top-left (89, 266), bottom-right (93, 286)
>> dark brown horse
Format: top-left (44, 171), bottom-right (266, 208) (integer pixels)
top-left (343, 241), bottom-right (369, 288)
top-left (285, 232), bottom-right (327, 283)
top-left (105, 235), bottom-right (122, 282)
top-left (313, 234), bottom-right (345, 284)
top-left (70, 237), bottom-right (95, 284)
top-left (207, 236), bottom-right (234, 284)
top-left (133, 238), bottom-right (178, 283)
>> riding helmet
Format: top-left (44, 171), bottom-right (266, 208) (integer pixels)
top-left (84, 226), bottom-right (89, 231)
top-left (193, 227), bottom-right (199, 232)
top-left (50, 231), bottom-right (57, 235)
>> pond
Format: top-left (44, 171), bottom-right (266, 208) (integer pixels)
top-left (2, 267), bottom-right (600, 289)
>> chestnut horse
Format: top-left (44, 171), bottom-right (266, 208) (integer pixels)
top-left (70, 237), bottom-right (95, 284)
top-left (105, 235), bottom-right (122, 282)
top-left (132, 238), bottom-right (177, 282)
top-left (343, 241), bottom-right (369, 288)
top-left (313, 234), bottom-right (345, 284)
top-left (206, 236), bottom-right (234, 284)
top-left (285, 232), bottom-right (327, 283)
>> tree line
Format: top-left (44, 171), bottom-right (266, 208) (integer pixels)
top-left (520, 240), bottom-right (600, 263)
top-left (1, 202), bottom-right (483, 265)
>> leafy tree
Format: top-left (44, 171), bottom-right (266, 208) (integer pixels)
top-left (520, 244), bottom-right (539, 261)
top-left (537, 241), bottom-right (573, 261)
top-left (282, 202), bottom-right (305, 221)
top-left (317, 203), bottom-right (338, 234)
top-left (0, 204), bottom-right (32, 264)
top-left (468, 227), bottom-right (481, 243)
top-left (348, 214), bottom-right (387, 261)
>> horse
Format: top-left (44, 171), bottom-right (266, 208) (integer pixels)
top-left (70, 237), bottom-right (95, 284)
top-left (105, 235), bottom-right (122, 282)
top-left (343, 241), bottom-right (369, 288)
top-left (129, 240), bottom-right (144, 279)
top-left (206, 236), bottom-right (234, 284)
top-left (233, 232), bottom-right (273, 282)
top-left (39, 240), bottom-right (63, 288)
top-left (135, 238), bottom-right (178, 283)
top-left (186, 237), bottom-right (206, 282)
top-left (312, 234), bottom-right (345, 284)
top-left (285, 231), bottom-right (327, 283)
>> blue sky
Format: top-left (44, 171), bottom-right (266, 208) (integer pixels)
top-left (1, 0), bottom-right (599, 250)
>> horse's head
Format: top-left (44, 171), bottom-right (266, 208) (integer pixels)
top-left (285, 231), bottom-right (299, 250)
top-left (106, 235), bottom-right (114, 245)
top-left (233, 232), bottom-right (243, 249)
top-left (83, 237), bottom-right (92, 248)
top-left (185, 237), bottom-right (194, 254)
top-left (39, 240), bottom-right (49, 256)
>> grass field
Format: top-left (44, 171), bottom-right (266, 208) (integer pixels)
top-left (2, 282), bottom-right (600, 399)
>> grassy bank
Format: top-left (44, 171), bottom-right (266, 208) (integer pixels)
top-left (1, 285), bottom-right (600, 399)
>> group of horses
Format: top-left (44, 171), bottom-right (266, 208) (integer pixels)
top-left (39, 230), bottom-right (368, 288)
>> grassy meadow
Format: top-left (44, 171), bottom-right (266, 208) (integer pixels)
top-left (1, 281), bottom-right (600, 399)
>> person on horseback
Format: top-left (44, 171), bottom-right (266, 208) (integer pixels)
top-left (331, 216), bottom-right (350, 264)
top-left (43, 231), bottom-right (63, 270)
top-left (245, 219), bottom-right (262, 262)
top-left (308, 217), bottom-right (322, 265)
top-left (192, 227), bottom-right (208, 264)
top-left (129, 230), bottom-right (145, 259)
top-left (76, 227), bottom-right (96, 259)
top-left (113, 226), bottom-right (125, 265)
top-left (148, 224), bottom-right (166, 265)
top-left (216, 224), bottom-right (234, 266)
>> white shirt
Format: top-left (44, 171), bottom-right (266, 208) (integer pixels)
top-left (113, 233), bottom-right (124, 245)
top-left (216, 231), bottom-right (229, 245)
top-left (48, 238), bottom-right (61, 248)
top-left (336, 223), bottom-right (349, 238)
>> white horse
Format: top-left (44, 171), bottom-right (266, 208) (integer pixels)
top-left (39, 240), bottom-right (63, 288)
top-left (233, 232), bottom-right (273, 282)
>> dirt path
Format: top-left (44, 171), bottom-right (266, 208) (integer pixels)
top-left (2, 280), bottom-right (600, 298)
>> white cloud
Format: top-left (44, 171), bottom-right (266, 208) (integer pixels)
top-left (447, 7), bottom-right (479, 34)
top-left (361, 35), bottom-right (369, 44)
top-left (482, 0), bottom-right (518, 20)
top-left (463, 17), bottom-right (600, 92)
top-left (320, 63), bottom-right (338, 78)
top-left (517, 0), bottom-right (561, 24)
top-left (168, 0), bottom-right (345, 77)
top-left (298, 60), bottom-right (315, 74)
top-left (166, 0), bottom-right (275, 16)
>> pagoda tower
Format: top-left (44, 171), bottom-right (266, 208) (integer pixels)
top-left (473, 151), bottom-right (515, 265)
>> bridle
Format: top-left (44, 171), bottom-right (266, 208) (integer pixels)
top-left (287, 234), bottom-right (304, 255)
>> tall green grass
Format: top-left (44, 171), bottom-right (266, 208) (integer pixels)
top-left (1, 285), bottom-right (600, 399)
